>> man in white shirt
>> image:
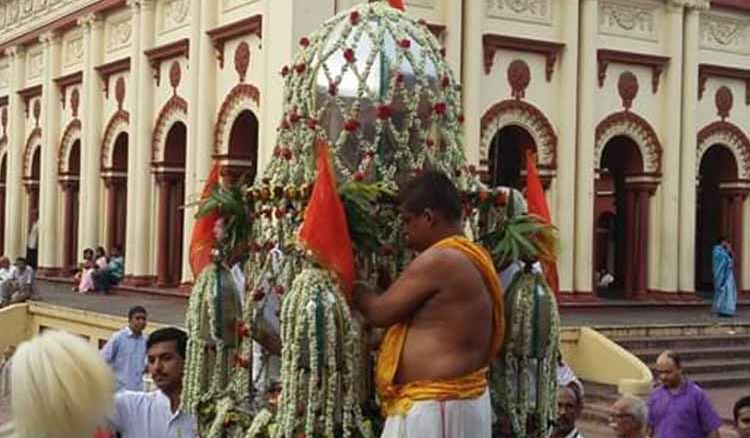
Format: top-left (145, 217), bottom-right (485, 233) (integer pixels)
top-left (0, 258), bottom-right (13, 305)
top-left (550, 384), bottom-right (586, 438)
top-left (0, 258), bottom-right (36, 307)
top-left (101, 306), bottom-right (148, 392)
top-left (110, 327), bottom-right (196, 438)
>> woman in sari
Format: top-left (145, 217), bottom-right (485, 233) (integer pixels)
top-left (712, 237), bottom-right (738, 317)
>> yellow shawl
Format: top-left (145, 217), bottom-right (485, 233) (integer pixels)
top-left (375, 235), bottom-right (505, 416)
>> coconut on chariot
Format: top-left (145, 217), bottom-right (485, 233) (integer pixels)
top-left (181, 2), bottom-right (560, 437)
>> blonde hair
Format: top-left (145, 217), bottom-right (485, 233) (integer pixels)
top-left (10, 330), bottom-right (114, 438)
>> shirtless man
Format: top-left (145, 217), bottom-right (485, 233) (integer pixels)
top-left (355, 171), bottom-right (503, 438)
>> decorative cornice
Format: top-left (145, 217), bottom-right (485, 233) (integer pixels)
top-left (206, 15), bottom-right (262, 69)
top-left (698, 63), bottom-right (750, 105)
top-left (144, 39), bottom-right (189, 86)
top-left (17, 85), bottom-right (43, 117)
top-left (95, 57), bottom-right (131, 98)
top-left (54, 71), bottom-right (83, 108)
top-left (711, 0), bottom-right (750, 12)
top-left (482, 33), bottom-right (564, 81)
top-left (671, 0), bottom-right (711, 9)
top-left (597, 49), bottom-right (670, 93)
top-left (0, 0), bottom-right (127, 55)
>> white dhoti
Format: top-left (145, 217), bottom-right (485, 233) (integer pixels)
top-left (380, 389), bottom-right (491, 438)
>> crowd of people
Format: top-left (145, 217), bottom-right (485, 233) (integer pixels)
top-left (73, 246), bottom-right (125, 294)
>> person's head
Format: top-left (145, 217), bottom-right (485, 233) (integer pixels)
top-left (14, 257), bottom-right (26, 270)
top-left (610, 395), bottom-right (647, 437)
top-left (146, 327), bottom-right (187, 395)
top-left (111, 246), bottom-right (122, 258)
top-left (655, 350), bottom-right (682, 389)
top-left (82, 248), bottom-right (94, 260)
top-left (0, 257), bottom-right (10, 270)
top-left (128, 306), bottom-right (147, 335)
top-left (734, 396), bottom-right (750, 438)
top-left (95, 246), bottom-right (106, 258)
top-left (555, 384), bottom-right (583, 435)
top-left (2, 345), bottom-right (15, 361)
top-left (398, 170), bottom-right (463, 251)
top-left (10, 330), bottom-right (113, 438)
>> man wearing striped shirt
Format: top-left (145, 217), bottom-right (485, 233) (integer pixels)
top-left (101, 306), bottom-right (148, 392)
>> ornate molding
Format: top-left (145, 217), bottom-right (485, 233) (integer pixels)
top-left (711, 0), bottom-right (750, 12)
top-left (595, 111), bottom-right (662, 174)
top-left (160, 0), bottom-right (189, 31)
top-left (95, 57), bottom-right (131, 98)
top-left (64, 36), bottom-right (84, 67)
top-left (206, 15), bottom-right (262, 69)
top-left (107, 14), bottom-right (133, 52)
top-left (58, 119), bottom-right (82, 175)
top-left (101, 110), bottom-right (130, 170)
top-left (618, 71), bottom-right (639, 110)
top-left (486, 0), bottom-right (552, 25)
top-left (599, 1), bottom-right (657, 41)
top-left (700, 11), bottom-right (749, 55)
top-left (213, 83), bottom-right (261, 156)
top-left (54, 71), bottom-right (82, 108)
top-left (715, 86), bottom-right (734, 120)
top-left (479, 99), bottom-right (558, 171)
top-left (698, 63), bottom-right (750, 105)
top-left (671, 0), bottom-right (710, 9)
top-left (151, 95), bottom-right (187, 163)
top-left (482, 33), bottom-right (564, 81)
top-left (23, 127), bottom-right (42, 179)
top-left (697, 121), bottom-right (750, 180)
top-left (597, 49), bottom-right (669, 93)
top-left (17, 84), bottom-right (42, 117)
top-left (144, 38), bottom-right (189, 86)
top-left (507, 60), bottom-right (531, 99)
top-left (27, 50), bottom-right (43, 81)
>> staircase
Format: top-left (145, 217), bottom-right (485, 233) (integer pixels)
top-left (579, 330), bottom-right (750, 437)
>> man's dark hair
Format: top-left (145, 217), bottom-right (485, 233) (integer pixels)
top-left (128, 305), bottom-right (147, 320)
top-left (15, 257), bottom-right (26, 264)
top-left (662, 350), bottom-right (682, 368)
top-left (146, 327), bottom-right (187, 359)
top-left (735, 396), bottom-right (750, 422)
top-left (399, 170), bottom-right (462, 222)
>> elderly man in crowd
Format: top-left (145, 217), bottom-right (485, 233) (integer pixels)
top-left (550, 383), bottom-right (585, 438)
top-left (735, 396), bottom-right (750, 438)
top-left (610, 395), bottom-right (648, 438)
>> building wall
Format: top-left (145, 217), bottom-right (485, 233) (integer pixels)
top-left (0, 0), bottom-right (748, 297)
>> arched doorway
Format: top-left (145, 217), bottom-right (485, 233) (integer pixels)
top-left (24, 145), bottom-right (41, 238)
top-left (593, 136), bottom-right (654, 298)
top-left (156, 122), bottom-right (186, 287)
top-left (61, 140), bottom-right (81, 271)
top-left (219, 109), bottom-right (259, 186)
top-left (487, 125), bottom-right (535, 189)
top-left (104, 132), bottom-right (128, 251)
top-left (0, 153), bottom-right (6, 255)
top-left (695, 144), bottom-right (741, 290)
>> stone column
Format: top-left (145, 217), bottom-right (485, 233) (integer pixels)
top-left (460, 0), bottom-right (483, 167)
top-left (78, 13), bottom-right (105, 254)
top-left (125, 0), bottom-right (157, 285)
top-left (443, 0), bottom-right (463, 80)
top-left (555, 0), bottom-right (580, 295)
top-left (574, 0), bottom-right (598, 294)
top-left (657, 3), bottom-right (684, 294)
top-left (4, 46), bottom-right (26, 259)
top-left (38, 32), bottom-right (63, 275)
top-left (181, 0), bottom-right (218, 283)
top-left (677, 3), bottom-right (704, 294)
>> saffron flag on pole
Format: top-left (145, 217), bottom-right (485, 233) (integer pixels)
top-left (298, 142), bottom-right (356, 298)
top-left (387, 0), bottom-right (405, 11)
top-left (525, 148), bottom-right (560, 296)
top-left (189, 164), bottom-right (221, 277)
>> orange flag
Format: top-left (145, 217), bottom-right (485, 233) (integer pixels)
top-left (387, 0), bottom-right (405, 10)
top-left (189, 164), bottom-right (221, 277)
top-left (525, 148), bottom-right (559, 296)
top-left (299, 142), bottom-right (356, 298)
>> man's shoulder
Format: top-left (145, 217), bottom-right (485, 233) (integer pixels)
top-left (115, 390), bottom-right (160, 410)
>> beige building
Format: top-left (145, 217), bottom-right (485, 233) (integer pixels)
top-left (0, 0), bottom-right (748, 299)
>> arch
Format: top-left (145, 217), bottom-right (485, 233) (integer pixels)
top-left (696, 121), bottom-right (750, 180)
top-left (480, 99), bottom-right (557, 171)
top-left (101, 110), bottom-right (130, 170)
top-left (23, 128), bottom-right (42, 179)
top-left (152, 96), bottom-right (188, 163)
top-left (163, 122), bottom-right (187, 166)
top-left (213, 83), bottom-right (261, 156)
top-left (487, 125), bottom-right (535, 189)
top-left (58, 119), bottom-right (82, 174)
top-left (595, 111), bottom-right (662, 174)
top-left (111, 132), bottom-right (129, 171)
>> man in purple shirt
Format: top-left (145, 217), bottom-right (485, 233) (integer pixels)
top-left (647, 350), bottom-right (722, 438)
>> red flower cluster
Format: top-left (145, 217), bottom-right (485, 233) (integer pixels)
top-left (376, 104), bottom-right (392, 120)
top-left (433, 102), bottom-right (447, 116)
top-left (299, 37), bottom-right (310, 47)
top-left (344, 119), bottom-right (360, 132)
top-left (343, 48), bottom-right (356, 63)
top-left (399, 39), bottom-right (411, 49)
top-left (350, 10), bottom-right (360, 25)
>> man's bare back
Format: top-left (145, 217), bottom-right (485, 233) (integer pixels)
top-left (394, 246), bottom-right (493, 384)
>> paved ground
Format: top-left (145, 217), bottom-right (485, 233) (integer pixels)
top-left (561, 302), bottom-right (750, 327)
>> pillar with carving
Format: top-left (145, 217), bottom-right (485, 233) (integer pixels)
top-left (574, 0), bottom-right (598, 295)
top-left (125, 0), bottom-right (157, 286)
top-left (678, 2), bottom-right (704, 294)
top-left (78, 13), bottom-right (105, 255)
top-left (4, 46), bottom-right (26, 259)
top-left (38, 32), bottom-right (63, 276)
top-left (460, 0), bottom-right (483, 167)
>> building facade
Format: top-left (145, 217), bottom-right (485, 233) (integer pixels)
top-left (0, 0), bottom-right (748, 298)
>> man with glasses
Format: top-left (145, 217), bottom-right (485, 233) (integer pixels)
top-left (610, 395), bottom-right (647, 438)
